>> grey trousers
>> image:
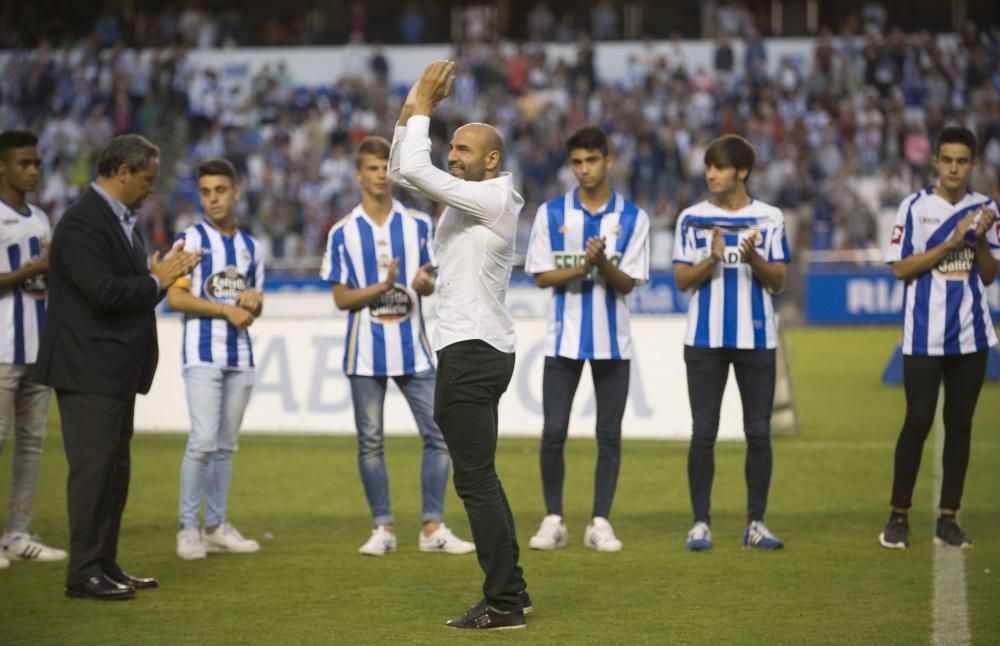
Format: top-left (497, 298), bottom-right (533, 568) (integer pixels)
top-left (0, 363), bottom-right (51, 536)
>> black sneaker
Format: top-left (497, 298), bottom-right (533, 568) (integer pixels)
top-left (879, 516), bottom-right (910, 550)
top-left (520, 589), bottom-right (533, 615)
top-left (465, 590), bottom-right (533, 615)
top-left (446, 599), bottom-right (526, 630)
top-left (934, 518), bottom-right (973, 548)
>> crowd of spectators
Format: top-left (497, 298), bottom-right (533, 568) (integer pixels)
top-left (2, 8), bottom-right (1000, 273)
top-left (1, 1), bottom-right (752, 49)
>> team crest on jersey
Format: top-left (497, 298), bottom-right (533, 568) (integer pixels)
top-left (240, 249), bottom-right (252, 263)
top-left (21, 273), bottom-right (47, 299)
top-left (558, 224), bottom-right (571, 234)
top-left (891, 225), bottom-right (904, 244)
top-left (369, 285), bottom-right (415, 324)
top-left (204, 266), bottom-right (248, 299)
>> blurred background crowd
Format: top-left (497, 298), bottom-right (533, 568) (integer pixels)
top-left (2, 1), bottom-right (1000, 273)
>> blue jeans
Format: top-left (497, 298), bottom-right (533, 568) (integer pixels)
top-left (349, 368), bottom-right (449, 527)
top-left (0, 363), bottom-right (51, 535)
top-left (179, 367), bottom-right (254, 529)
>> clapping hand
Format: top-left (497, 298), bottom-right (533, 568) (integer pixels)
top-left (710, 226), bottom-right (725, 261)
top-left (383, 258), bottom-right (400, 291)
top-left (739, 229), bottom-right (761, 261)
top-left (411, 262), bottom-right (435, 296)
top-left (23, 239), bottom-right (50, 276)
top-left (975, 207), bottom-right (997, 239)
top-left (947, 211), bottom-right (978, 249)
top-left (414, 60), bottom-right (455, 115)
top-left (584, 236), bottom-right (607, 268)
top-left (151, 248), bottom-right (201, 287)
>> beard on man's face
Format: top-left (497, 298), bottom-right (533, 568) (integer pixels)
top-left (452, 160), bottom-right (486, 181)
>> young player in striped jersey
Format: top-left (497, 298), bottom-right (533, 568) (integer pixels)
top-left (525, 126), bottom-right (650, 553)
top-left (672, 134), bottom-right (790, 551)
top-left (321, 135), bottom-right (474, 557)
top-left (168, 158), bottom-right (263, 560)
top-left (0, 130), bottom-right (67, 566)
top-left (879, 127), bottom-right (999, 550)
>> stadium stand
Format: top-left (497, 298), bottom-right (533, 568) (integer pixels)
top-left (2, 7), bottom-right (998, 284)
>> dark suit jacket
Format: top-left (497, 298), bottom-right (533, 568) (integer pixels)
top-left (35, 188), bottom-right (163, 399)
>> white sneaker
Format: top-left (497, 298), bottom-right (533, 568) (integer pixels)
top-left (529, 514), bottom-right (568, 551)
top-left (176, 527), bottom-right (207, 560)
top-left (0, 533), bottom-right (67, 561)
top-left (584, 517), bottom-right (623, 552)
top-left (358, 525), bottom-right (397, 556)
top-left (202, 522), bottom-right (260, 554)
top-left (419, 523), bottom-right (475, 554)
top-left (685, 521), bottom-right (713, 551)
top-left (742, 520), bottom-right (784, 550)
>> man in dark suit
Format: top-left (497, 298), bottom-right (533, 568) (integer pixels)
top-left (35, 134), bottom-right (200, 601)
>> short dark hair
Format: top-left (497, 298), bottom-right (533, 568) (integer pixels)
top-left (704, 134), bottom-right (757, 181)
top-left (196, 157), bottom-right (239, 185)
top-left (0, 130), bottom-right (38, 159)
top-left (95, 134), bottom-right (160, 177)
top-left (935, 126), bottom-right (977, 159)
top-left (566, 126), bottom-right (609, 156)
top-left (355, 136), bottom-right (391, 168)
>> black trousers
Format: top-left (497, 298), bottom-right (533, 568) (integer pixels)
top-left (540, 356), bottom-right (630, 519)
top-left (434, 340), bottom-right (524, 612)
top-left (684, 346), bottom-right (776, 524)
top-left (891, 350), bottom-right (988, 511)
top-left (57, 390), bottom-right (135, 586)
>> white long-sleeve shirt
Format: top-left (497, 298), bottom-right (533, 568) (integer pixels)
top-left (390, 115), bottom-right (524, 353)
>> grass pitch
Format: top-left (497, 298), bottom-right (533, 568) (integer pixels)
top-left (1, 327), bottom-right (998, 645)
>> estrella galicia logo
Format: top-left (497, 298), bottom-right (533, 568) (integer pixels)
top-left (553, 252), bottom-right (623, 280)
top-left (21, 273), bottom-right (47, 299)
top-left (935, 247), bottom-right (974, 278)
top-left (204, 266), bottom-right (248, 300)
top-left (369, 285), bottom-right (414, 323)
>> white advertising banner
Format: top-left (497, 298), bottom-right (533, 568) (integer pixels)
top-left (135, 315), bottom-right (747, 440)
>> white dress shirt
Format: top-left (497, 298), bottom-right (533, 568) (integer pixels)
top-left (390, 115), bottom-right (525, 353)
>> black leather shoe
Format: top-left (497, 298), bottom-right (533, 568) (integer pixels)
top-left (108, 571), bottom-right (159, 590)
top-left (65, 574), bottom-right (136, 601)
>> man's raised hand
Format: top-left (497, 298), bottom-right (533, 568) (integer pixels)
top-left (414, 60), bottom-right (456, 114)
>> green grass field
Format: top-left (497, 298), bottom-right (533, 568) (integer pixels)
top-left (1, 327), bottom-right (998, 645)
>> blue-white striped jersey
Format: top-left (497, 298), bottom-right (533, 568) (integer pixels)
top-left (525, 190), bottom-right (650, 360)
top-left (886, 188), bottom-right (1000, 356)
top-left (0, 200), bottom-right (49, 364)
top-left (176, 221), bottom-right (265, 369)
top-left (320, 201), bottom-right (435, 377)
top-left (673, 199), bottom-right (790, 350)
